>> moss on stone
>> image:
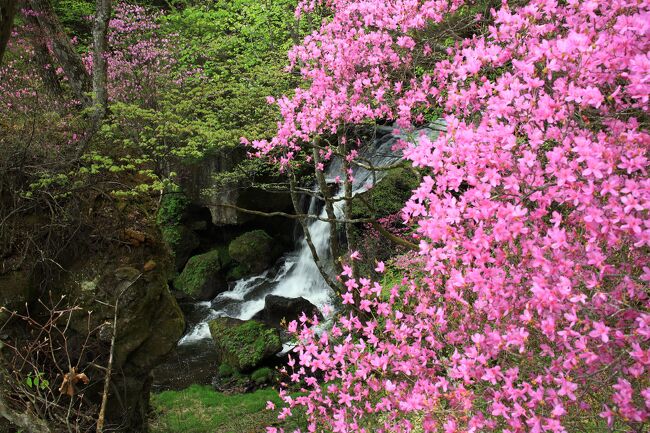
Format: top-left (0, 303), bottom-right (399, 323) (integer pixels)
top-left (217, 363), bottom-right (235, 378)
top-left (173, 247), bottom-right (231, 299)
top-left (208, 318), bottom-right (282, 372)
top-left (157, 189), bottom-right (190, 227)
top-left (251, 367), bottom-right (273, 385)
top-left (157, 188), bottom-right (200, 270)
top-left (228, 230), bottom-right (279, 275)
top-left (226, 264), bottom-right (248, 281)
top-left (162, 225), bottom-right (200, 270)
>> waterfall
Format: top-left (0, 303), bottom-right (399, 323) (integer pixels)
top-left (178, 122), bottom-right (445, 345)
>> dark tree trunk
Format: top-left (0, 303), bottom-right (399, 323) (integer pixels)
top-left (27, 0), bottom-right (91, 106)
top-left (0, 0), bottom-right (17, 66)
top-left (91, 0), bottom-right (110, 119)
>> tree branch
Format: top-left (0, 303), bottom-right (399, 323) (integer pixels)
top-left (212, 203), bottom-right (374, 224)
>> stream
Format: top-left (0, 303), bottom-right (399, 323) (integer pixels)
top-left (152, 122), bottom-right (445, 391)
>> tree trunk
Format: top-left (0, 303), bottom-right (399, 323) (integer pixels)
top-left (312, 140), bottom-right (342, 271)
top-left (27, 0), bottom-right (91, 106)
top-left (25, 14), bottom-right (64, 96)
top-left (91, 0), bottom-right (110, 119)
top-left (0, 0), bottom-right (17, 66)
top-left (338, 129), bottom-right (356, 272)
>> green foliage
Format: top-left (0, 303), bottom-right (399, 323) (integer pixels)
top-left (52, 0), bottom-right (94, 41)
top-left (208, 318), bottom-right (282, 371)
top-left (157, 189), bottom-right (190, 226)
top-left (25, 371), bottom-right (50, 391)
top-left (99, 0), bottom-right (305, 194)
top-left (352, 168), bottom-right (420, 219)
top-left (150, 385), bottom-right (306, 433)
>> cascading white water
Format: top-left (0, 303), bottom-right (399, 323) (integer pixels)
top-left (178, 122), bottom-right (445, 345)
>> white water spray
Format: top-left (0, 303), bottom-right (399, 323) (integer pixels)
top-left (178, 123), bottom-right (445, 345)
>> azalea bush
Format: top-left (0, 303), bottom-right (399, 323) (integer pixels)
top-left (252, 0), bottom-right (650, 432)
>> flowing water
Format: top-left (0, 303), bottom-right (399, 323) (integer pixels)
top-left (176, 122), bottom-right (445, 346)
top-left (152, 123), bottom-right (445, 390)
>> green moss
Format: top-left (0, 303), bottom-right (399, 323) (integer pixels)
top-left (250, 367), bottom-right (273, 385)
top-left (150, 385), bottom-right (307, 433)
top-left (218, 363), bottom-right (235, 378)
top-left (208, 318), bottom-right (282, 371)
top-left (352, 168), bottom-right (420, 219)
top-left (228, 230), bottom-right (280, 274)
top-left (174, 248), bottom-right (230, 297)
top-left (161, 225), bottom-right (182, 248)
top-left (157, 189), bottom-right (200, 269)
top-left (226, 264), bottom-right (248, 281)
top-left (162, 224), bottom-right (200, 270)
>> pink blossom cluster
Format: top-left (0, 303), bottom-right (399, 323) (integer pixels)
top-left (0, 16), bottom-right (71, 114)
top-left (83, 3), bottom-right (179, 105)
top-left (254, 0), bottom-right (650, 432)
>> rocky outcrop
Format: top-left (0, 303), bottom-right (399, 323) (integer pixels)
top-left (162, 224), bottom-right (200, 271)
top-left (252, 295), bottom-right (321, 328)
top-left (208, 317), bottom-right (282, 372)
top-left (173, 247), bottom-right (232, 301)
top-left (61, 235), bottom-right (185, 432)
top-left (173, 151), bottom-right (293, 226)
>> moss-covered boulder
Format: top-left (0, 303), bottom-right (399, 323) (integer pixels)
top-left (162, 225), bottom-right (200, 271)
top-left (60, 235), bottom-right (185, 432)
top-left (250, 367), bottom-right (273, 385)
top-left (173, 248), bottom-right (232, 301)
top-left (228, 230), bottom-right (281, 275)
top-left (208, 318), bottom-right (282, 372)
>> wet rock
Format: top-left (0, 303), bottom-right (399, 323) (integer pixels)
top-left (252, 295), bottom-right (321, 328)
top-left (173, 248), bottom-right (231, 301)
top-left (208, 317), bottom-right (281, 372)
top-left (228, 230), bottom-right (282, 275)
top-left (61, 237), bottom-right (185, 432)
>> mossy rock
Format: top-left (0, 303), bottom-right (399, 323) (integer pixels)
top-left (208, 318), bottom-right (282, 372)
top-left (351, 167), bottom-right (420, 219)
top-left (228, 230), bottom-right (281, 275)
top-left (218, 363), bottom-right (235, 378)
top-left (157, 188), bottom-right (199, 270)
top-left (174, 248), bottom-right (232, 301)
top-left (226, 264), bottom-right (249, 281)
top-left (162, 224), bottom-right (200, 271)
top-left (157, 189), bottom-right (190, 226)
top-left (251, 367), bottom-right (273, 385)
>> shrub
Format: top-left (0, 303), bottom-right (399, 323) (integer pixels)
top-left (253, 0), bottom-right (650, 431)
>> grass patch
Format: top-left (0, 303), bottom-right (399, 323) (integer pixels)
top-left (150, 385), bottom-right (306, 433)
